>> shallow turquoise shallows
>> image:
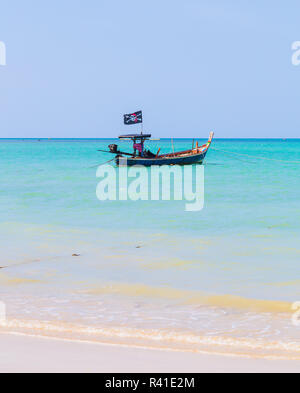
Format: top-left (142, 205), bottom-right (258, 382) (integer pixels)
top-left (1, 138), bottom-right (300, 234)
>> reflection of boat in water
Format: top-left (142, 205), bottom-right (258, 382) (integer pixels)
top-left (98, 111), bottom-right (214, 166)
top-left (100, 132), bottom-right (214, 166)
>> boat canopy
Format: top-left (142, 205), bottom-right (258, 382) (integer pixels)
top-left (119, 133), bottom-right (151, 140)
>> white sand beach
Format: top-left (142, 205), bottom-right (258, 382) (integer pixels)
top-left (0, 333), bottom-right (300, 373)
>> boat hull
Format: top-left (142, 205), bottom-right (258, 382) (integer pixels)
top-left (116, 151), bottom-right (208, 166)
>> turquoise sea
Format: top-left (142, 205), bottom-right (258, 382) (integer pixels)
top-left (0, 138), bottom-right (300, 358)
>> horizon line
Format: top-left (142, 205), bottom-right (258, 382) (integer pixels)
top-left (0, 137), bottom-right (299, 140)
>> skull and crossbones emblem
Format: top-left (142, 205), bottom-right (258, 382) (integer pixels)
top-left (129, 113), bottom-right (138, 123)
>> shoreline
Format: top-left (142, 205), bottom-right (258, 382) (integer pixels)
top-left (1, 314), bottom-right (300, 361)
top-left (1, 332), bottom-right (300, 373)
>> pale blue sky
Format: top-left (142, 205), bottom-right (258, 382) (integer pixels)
top-left (0, 0), bottom-right (299, 138)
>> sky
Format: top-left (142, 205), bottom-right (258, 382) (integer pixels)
top-left (0, 0), bottom-right (300, 138)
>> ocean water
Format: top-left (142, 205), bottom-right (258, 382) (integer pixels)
top-left (0, 138), bottom-right (300, 358)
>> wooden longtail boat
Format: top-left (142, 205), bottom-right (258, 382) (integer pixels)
top-left (99, 132), bottom-right (214, 166)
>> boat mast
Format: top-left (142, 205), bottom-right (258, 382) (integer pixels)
top-left (141, 112), bottom-right (144, 153)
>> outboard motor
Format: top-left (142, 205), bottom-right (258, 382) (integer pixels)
top-left (109, 144), bottom-right (118, 153)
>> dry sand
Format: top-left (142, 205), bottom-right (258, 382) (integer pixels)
top-left (0, 332), bottom-right (300, 373)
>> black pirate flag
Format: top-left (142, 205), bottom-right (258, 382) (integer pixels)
top-left (124, 111), bottom-right (143, 125)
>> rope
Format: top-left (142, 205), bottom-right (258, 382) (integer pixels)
top-left (211, 148), bottom-right (255, 164)
top-left (211, 147), bottom-right (300, 164)
top-left (88, 157), bottom-right (115, 169)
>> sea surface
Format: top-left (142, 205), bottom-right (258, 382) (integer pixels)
top-left (0, 138), bottom-right (300, 358)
